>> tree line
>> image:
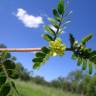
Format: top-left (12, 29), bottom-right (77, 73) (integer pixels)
top-left (17, 62), bottom-right (96, 96)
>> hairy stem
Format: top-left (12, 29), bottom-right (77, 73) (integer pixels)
top-left (0, 48), bottom-right (41, 52)
top-left (0, 47), bottom-right (74, 52)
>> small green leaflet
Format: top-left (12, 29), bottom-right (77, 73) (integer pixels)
top-left (41, 47), bottom-right (50, 54)
top-left (89, 62), bottom-right (92, 74)
top-left (36, 52), bottom-right (46, 58)
top-left (52, 8), bottom-right (61, 21)
top-left (43, 34), bottom-right (54, 41)
top-left (82, 59), bottom-right (87, 70)
top-left (44, 25), bottom-right (55, 35)
top-left (58, 0), bottom-right (64, 15)
top-left (32, 47), bottom-right (50, 69)
top-left (69, 33), bottom-right (75, 49)
top-left (81, 34), bottom-right (93, 45)
top-left (32, 58), bottom-right (43, 63)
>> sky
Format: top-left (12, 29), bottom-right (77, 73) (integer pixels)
top-left (0, 0), bottom-right (96, 81)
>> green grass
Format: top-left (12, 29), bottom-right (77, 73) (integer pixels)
top-left (15, 81), bottom-right (80, 96)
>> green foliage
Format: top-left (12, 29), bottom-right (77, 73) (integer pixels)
top-left (52, 8), bottom-right (61, 21)
top-left (41, 46), bottom-right (50, 54)
top-left (32, 0), bottom-right (96, 75)
top-left (32, 58), bottom-right (43, 63)
top-left (86, 75), bottom-right (96, 96)
top-left (81, 34), bottom-right (93, 45)
top-left (89, 51), bottom-right (96, 64)
top-left (0, 83), bottom-right (11, 96)
top-left (69, 33), bottom-right (96, 74)
top-left (0, 75), bottom-right (6, 87)
top-left (36, 52), bottom-right (46, 58)
top-left (31, 76), bottom-right (48, 85)
top-left (11, 81), bottom-right (19, 94)
top-left (32, 0), bottom-right (69, 69)
top-left (69, 33), bottom-right (75, 49)
top-left (4, 60), bottom-right (15, 70)
top-left (33, 47), bottom-right (50, 69)
top-left (0, 51), bottom-right (19, 96)
top-left (58, 0), bottom-right (64, 15)
top-left (82, 59), bottom-right (87, 70)
top-left (0, 0), bottom-right (96, 95)
top-left (43, 34), bottom-right (54, 41)
top-left (44, 25), bottom-right (55, 35)
top-left (88, 62), bottom-right (92, 74)
top-left (30, 70), bottom-right (96, 96)
top-left (15, 81), bottom-right (80, 96)
top-left (15, 63), bottom-right (30, 81)
top-left (77, 57), bottom-right (82, 66)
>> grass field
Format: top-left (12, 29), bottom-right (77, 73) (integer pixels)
top-left (14, 81), bottom-right (80, 96)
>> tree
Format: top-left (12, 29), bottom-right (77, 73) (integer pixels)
top-left (31, 76), bottom-right (48, 85)
top-left (67, 70), bottom-right (83, 93)
top-left (78, 74), bottom-right (91, 95)
top-left (15, 63), bottom-right (30, 81)
top-left (50, 76), bottom-right (71, 91)
top-left (67, 70), bottom-right (84, 81)
top-left (86, 75), bottom-right (96, 96)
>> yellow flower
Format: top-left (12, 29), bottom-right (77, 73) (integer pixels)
top-left (49, 38), bottom-right (66, 56)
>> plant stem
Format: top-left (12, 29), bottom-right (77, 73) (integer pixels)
top-left (0, 48), bottom-right (41, 52)
top-left (0, 47), bottom-right (74, 52)
top-left (54, 15), bottom-right (64, 40)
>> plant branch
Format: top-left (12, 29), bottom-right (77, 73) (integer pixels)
top-left (0, 48), bottom-right (41, 52)
top-left (0, 47), bottom-right (74, 52)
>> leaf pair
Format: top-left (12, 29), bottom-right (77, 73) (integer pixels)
top-left (3, 60), bottom-right (18, 79)
top-left (0, 81), bottom-right (19, 96)
top-left (32, 47), bottom-right (50, 69)
top-left (0, 83), bottom-right (11, 96)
